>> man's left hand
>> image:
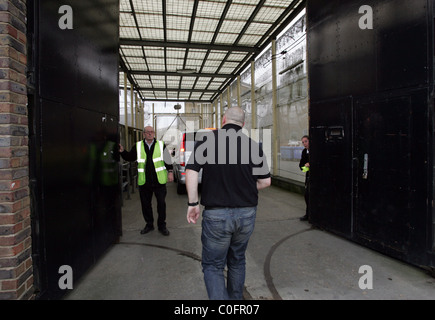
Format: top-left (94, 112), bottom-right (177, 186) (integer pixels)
top-left (168, 171), bottom-right (174, 182)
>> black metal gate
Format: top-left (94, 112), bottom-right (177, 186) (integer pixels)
top-left (307, 0), bottom-right (435, 270)
top-left (27, 0), bottom-right (121, 299)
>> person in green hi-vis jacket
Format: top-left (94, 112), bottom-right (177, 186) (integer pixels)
top-left (119, 126), bottom-right (173, 236)
top-left (299, 135), bottom-right (310, 222)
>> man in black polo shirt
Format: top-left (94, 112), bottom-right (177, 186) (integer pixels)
top-left (185, 107), bottom-right (271, 300)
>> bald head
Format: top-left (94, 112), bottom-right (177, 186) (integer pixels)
top-left (223, 107), bottom-right (245, 127)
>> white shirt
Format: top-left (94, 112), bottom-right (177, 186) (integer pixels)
top-left (145, 139), bottom-right (154, 150)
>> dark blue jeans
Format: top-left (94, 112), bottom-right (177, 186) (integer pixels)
top-left (201, 207), bottom-right (257, 300)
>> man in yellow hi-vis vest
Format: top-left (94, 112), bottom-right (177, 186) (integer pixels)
top-left (119, 126), bottom-right (173, 236)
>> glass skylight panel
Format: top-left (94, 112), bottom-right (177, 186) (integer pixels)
top-left (193, 18), bottom-right (219, 33)
top-left (222, 61), bottom-right (239, 69)
top-left (204, 60), bottom-right (222, 68)
top-left (122, 47), bottom-right (143, 57)
top-left (220, 66), bottom-right (238, 74)
top-left (134, 75), bottom-right (151, 81)
top-left (167, 92), bottom-right (179, 98)
top-left (190, 93), bottom-right (202, 99)
top-left (152, 80), bottom-right (166, 88)
top-left (133, 0), bottom-right (163, 14)
top-left (120, 27), bottom-right (140, 39)
top-left (238, 34), bottom-right (262, 46)
top-left (166, 58), bottom-right (185, 68)
top-left (183, 76), bottom-right (198, 83)
top-left (226, 3), bottom-right (257, 20)
top-left (147, 57), bottom-right (165, 66)
top-left (201, 93), bottom-right (213, 100)
top-left (167, 48), bottom-right (186, 59)
top-left (212, 78), bottom-right (226, 85)
top-left (144, 91), bottom-right (156, 100)
top-left (126, 57), bottom-right (146, 65)
top-left (120, 12), bottom-right (136, 27)
top-left (245, 22), bottom-right (271, 35)
top-left (178, 92), bottom-right (190, 99)
top-left (167, 80), bottom-right (180, 89)
top-left (155, 92), bottom-right (167, 99)
top-left (166, 64), bottom-right (179, 72)
top-left (167, 29), bottom-right (189, 42)
top-left (254, 7), bottom-right (284, 23)
top-left (139, 27), bottom-right (164, 40)
top-left (196, 1), bottom-right (226, 19)
top-left (150, 75), bottom-right (166, 82)
top-left (137, 79), bottom-right (152, 87)
top-left (181, 78), bottom-right (196, 88)
top-left (143, 48), bottom-right (164, 58)
top-left (191, 31), bottom-right (215, 43)
top-left (187, 50), bottom-right (207, 61)
top-left (167, 16), bottom-right (191, 32)
top-left (166, 0), bottom-right (194, 16)
top-left (207, 82), bottom-right (224, 90)
top-left (208, 51), bottom-right (228, 61)
top-left (265, 0), bottom-right (292, 8)
top-left (202, 66), bottom-right (219, 73)
top-left (167, 75), bottom-right (181, 82)
top-left (227, 53), bottom-right (248, 61)
top-left (215, 32), bottom-right (239, 45)
top-left (233, 0), bottom-right (261, 4)
top-left (195, 82), bottom-right (210, 90)
top-left (119, 0), bottom-right (131, 12)
top-left (196, 77), bottom-right (212, 84)
top-left (220, 20), bottom-right (246, 35)
top-left (126, 63), bottom-right (146, 72)
top-left (149, 64), bottom-right (166, 72)
top-left (136, 13), bottom-right (163, 29)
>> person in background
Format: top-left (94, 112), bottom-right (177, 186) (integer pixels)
top-left (185, 107), bottom-right (271, 300)
top-left (299, 135), bottom-right (310, 221)
top-left (119, 126), bottom-right (173, 236)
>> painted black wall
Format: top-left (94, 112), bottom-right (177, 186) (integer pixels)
top-left (307, 0), bottom-right (435, 269)
top-left (28, 0), bottom-right (121, 299)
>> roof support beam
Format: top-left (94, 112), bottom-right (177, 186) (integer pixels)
top-left (128, 70), bottom-right (234, 79)
top-left (119, 39), bottom-right (260, 53)
top-left (136, 87), bottom-right (217, 93)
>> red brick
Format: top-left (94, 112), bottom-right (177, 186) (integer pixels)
top-left (1, 0), bottom-right (31, 301)
top-left (2, 278), bottom-right (18, 290)
top-left (0, 246), bottom-right (14, 257)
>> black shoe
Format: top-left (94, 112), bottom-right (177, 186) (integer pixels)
top-left (140, 226), bottom-right (154, 234)
top-left (159, 228), bottom-right (170, 236)
top-left (299, 215), bottom-right (308, 221)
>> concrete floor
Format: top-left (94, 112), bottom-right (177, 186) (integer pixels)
top-left (64, 182), bottom-right (435, 300)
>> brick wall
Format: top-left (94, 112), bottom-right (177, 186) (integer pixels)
top-left (0, 0), bottom-right (32, 300)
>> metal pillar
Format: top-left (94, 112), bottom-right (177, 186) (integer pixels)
top-left (237, 75), bottom-right (241, 108)
top-left (251, 60), bottom-right (256, 129)
top-left (124, 73), bottom-right (129, 150)
top-left (272, 39), bottom-right (278, 176)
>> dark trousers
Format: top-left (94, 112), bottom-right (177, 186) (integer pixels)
top-left (304, 176), bottom-right (310, 217)
top-left (138, 184), bottom-right (167, 230)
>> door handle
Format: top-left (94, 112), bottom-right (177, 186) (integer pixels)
top-left (362, 154), bottom-right (369, 180)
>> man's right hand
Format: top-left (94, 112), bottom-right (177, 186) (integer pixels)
top-left (187, 206), bottom-right (200, 224)
top-left (119, 144), bottom-right (124, 153)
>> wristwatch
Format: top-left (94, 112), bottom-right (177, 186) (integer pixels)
top-left (188, 201), bottom-right (199, 207)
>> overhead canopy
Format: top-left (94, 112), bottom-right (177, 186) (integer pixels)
top-left (119, 0), bottom-right (305, 102)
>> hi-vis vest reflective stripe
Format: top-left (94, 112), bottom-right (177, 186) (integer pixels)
top-left (136, 140), bottom-right (168, 185)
